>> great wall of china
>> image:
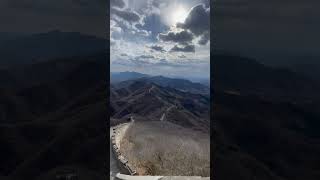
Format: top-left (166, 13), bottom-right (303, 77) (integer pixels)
top-left (111, 122), bottom-right (137, 176)
top-left (110, 120), bottom-right (210, 180)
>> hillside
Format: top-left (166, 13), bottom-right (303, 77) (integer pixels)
top-left (212, 53), bottom-right (320, 102)
top-left (0, 53), bottom-right (107, 180)
top-left (212, 53), bottom-right (320, 180)
top-left (111, 77), bottom-right (210, 176)
top-left (111, 79), bottom-right (210, 132)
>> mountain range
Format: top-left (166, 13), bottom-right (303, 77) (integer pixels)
top-left (0, 52), bottom-right (107, 180)
top-left (111, 71), bottom-right (210, 95)
top-left (1, 31), bottom-right (320, 180)
top-left (111, 78), bottom-right (210, 132)
top-left (212, 53), bottom-right (320, 180)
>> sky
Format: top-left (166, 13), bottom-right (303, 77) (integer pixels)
top-left (2, 0), bottom-right (317, 67)
top-left (110, 0), bottom-right (210, 79)
top-left (213, 0), bottom-right (320, 66)
top-left (0, 0), bottom-right (106, 37)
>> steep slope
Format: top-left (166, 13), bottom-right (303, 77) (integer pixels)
top-left (111, 79), bottom-right (210, 131)
top-left (212, 53), bottom-right (320, 180)
top-left (0, 53), bottom-right (107, 180)
top-left (0, 53), bottom-right (107, 123)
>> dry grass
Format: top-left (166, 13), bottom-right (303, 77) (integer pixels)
top-left (120, 121), bottom-right (210, 176)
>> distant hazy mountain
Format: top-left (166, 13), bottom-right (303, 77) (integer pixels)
top-left (0, 30), bottom-right (106, 67)
top-left (142, 76), bottom-right (210, 95)
top-left (110, 71), bottom-right (149, 83)
top-left (112, 73), bottom-right (210, 95)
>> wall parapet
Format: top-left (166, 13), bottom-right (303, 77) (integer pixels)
top-left (111, 123), bottom-right (137, 176)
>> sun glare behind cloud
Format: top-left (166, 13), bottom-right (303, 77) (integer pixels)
top-left (172, 6), bottom-right (188, 25)
top-left (162, 4), bottom-right (189, 27)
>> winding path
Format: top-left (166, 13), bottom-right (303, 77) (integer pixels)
top-left (160, 105), bottom-right (175, 121)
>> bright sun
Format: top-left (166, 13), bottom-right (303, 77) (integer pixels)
top-left (171, 6), bottom-right (188, 25)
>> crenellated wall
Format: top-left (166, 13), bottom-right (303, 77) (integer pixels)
top-left (111, 122), bottom-right (211, 180)
top-left (111, 123), bottom-right (137, 176)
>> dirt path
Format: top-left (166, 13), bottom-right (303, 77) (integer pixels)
top-left (160, 105), bottom-right (175, 121)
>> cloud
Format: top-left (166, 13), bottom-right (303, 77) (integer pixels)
top-left (198, 31), bottom-right (210, 45)
top-left (176, 4), bottom-right (210, 45)
top-left (130, 55), bottom-right (156, 66)
top-left (201, 0), bottom-right (210, 8)
top-left (111, 8), bottom-right (140, 22)
top-left (136, 13), bottom-right (169, 40)
top-left (110, 15), bottom-right (152, 42)
top-left (120, 53), bottom-right (128, 56)
top-left (170, 44), bottom-right (195, 53)
top-left (157, 58), bottom-right (170, 65)
top-left (110, 0), bottom-right (125, 8)
top-left (158, 30), bottom-right (194, 45)
top-left (178, 55), bottom-right (187, 58)
top-left (110, 40), bottom-right (116, 46)
top-left (137, 55), bottom-right (155, 59)
top-left (149, 45), bottom-right (166, 52)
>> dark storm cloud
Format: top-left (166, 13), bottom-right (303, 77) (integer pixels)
top-left (158, 30), bottom-right (194, 45)
top-left (170, 44), bottom-right (195, 53)
top-left (177, 4), bottom-right (210, 36)
top-left (111, 8), bottom-right (140, 22)
top-left (110, 0), bottom-right (125, 8)
top-left (150, 45), bottom-right (166, 52)
top-left (198, 31), bottom-right (210, 45)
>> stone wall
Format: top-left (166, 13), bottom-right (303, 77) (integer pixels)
top-left (111, 123), bottom-right (137, 175)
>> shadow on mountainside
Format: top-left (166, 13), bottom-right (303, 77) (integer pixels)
top-left (0, 53), bottom-right (107, 180)
top-left (212, 53), bottom-right (320, 180)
